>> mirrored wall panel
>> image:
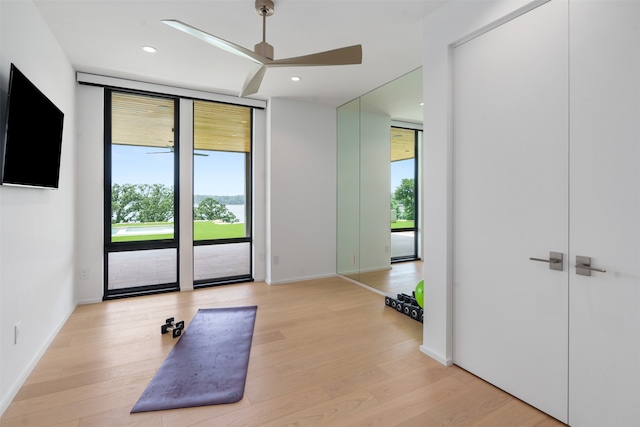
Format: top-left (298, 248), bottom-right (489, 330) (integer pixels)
top-left (337, 68), bottom-right (423, 296)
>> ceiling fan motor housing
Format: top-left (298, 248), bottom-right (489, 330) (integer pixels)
top-left (255, 0), bottom-right (274, 16)
top-left (255, 41), bottom-right (274, 59)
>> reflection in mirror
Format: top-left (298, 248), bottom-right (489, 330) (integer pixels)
top-left (337, 98), bottom-right (361, 283)
top-left (337, 68), bottom-right (423, 298)
top-left (391, 127), bottom-right (420, 261)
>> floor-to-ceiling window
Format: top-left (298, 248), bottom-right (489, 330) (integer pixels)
top-left (103, 86), bottom-right (257, 298)
top-left (192, 100), bottom-right (252, 286)
top-left (104, 90), bottom-right (180, 299)
top-left (390, 126), bottom-right (420, 262)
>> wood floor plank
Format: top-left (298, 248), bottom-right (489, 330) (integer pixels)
top-left (0, 276), bottom-right (565, 426)
top-left (338, 376), bottom-right (469, 427)
top-left (186, 385), bottom-right (331, 427)
top-left (261, 389), bottom-right (380, 427)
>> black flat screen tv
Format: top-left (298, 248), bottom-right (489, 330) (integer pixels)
top-left (1, 63), bottom-right (64, 189)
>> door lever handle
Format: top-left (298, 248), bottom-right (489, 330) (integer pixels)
top-left (576, 255), bottom-right (606, 276)
top-left (529, 252), bottom-right (563, 271)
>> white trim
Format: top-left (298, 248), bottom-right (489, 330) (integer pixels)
top-left (452, 0), bottom-right (552, 49)
top-left (179, 98), bottom-right (195, 292)
top-left (252, 108), bottom-right (267, 282)
top-left (359, 266), bottom-right (392, 274)
top-left (76, 298), bottom-right (103, 305)
top-left (76, 72), bottom-right (267, 109)
top-left (420, 345), bottom-right (452, 366)
top-left (339, 274), bottom-right (388, 297)
top-left (266, 273), bottom-right (338, 286)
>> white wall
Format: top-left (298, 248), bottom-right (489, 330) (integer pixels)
top-left (0, 0), bottom-right (78, 414)
top-left (336, 100), bottom-right (360, 275)
top-left (359, 110), bottom-right (391, 273)
top-left (267, 98), bottom-right (337, 284)
top-left (421, 0), bottom-right (541, 365)
top-left (75, 85), bottom-right (104, 304)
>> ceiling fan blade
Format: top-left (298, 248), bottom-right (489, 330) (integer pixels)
top-left (148, 150), bottom-right (208, 156)
top-left (162, 19), bottom-right (270, 65)
top-left (267, 45), bottom-right (362, 67)
top-left (241, 63), bottom-right (268, 97)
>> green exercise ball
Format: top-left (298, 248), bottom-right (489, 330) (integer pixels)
top-left (415, 280), bottom-right (424, 308)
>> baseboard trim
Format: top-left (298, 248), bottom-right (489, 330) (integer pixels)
top-left (338, 275), bottom-right (387, 296)
top-left (77, 298), bottom-right (102, 305)
top-left (267, 273), bottom-right (338, 286)
top-left (420, 345), bottom-right (453, 366)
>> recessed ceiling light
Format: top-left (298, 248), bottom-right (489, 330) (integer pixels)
top-left (142, 46), bottom-right (157, 53)
top-left (420, 102), bottom-right (424, 106)
top-left (291, 76), bottom-right (301, 82)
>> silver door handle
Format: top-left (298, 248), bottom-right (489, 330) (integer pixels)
top-left (529, 252), bottom-right (563, 271)
top-left (576, 255), bottom-right (606, 276)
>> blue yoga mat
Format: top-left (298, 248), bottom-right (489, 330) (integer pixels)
top-left (131, 306), bottom-right (257, 413)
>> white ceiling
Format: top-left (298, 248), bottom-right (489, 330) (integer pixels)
top-left (35, 0), bottom-right (446, 123)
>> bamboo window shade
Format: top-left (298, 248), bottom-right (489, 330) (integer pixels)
top-left (194, 100), bottom-right (251, 153)
top-left (111, 93), bottom-right (251, 153)
top-left (391, 127), bottom-right (415, 162)
top-left (111, 93), bottom-right (175, 148)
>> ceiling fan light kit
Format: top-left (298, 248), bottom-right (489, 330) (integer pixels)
top-left (162, 0), bottom-right (362, 97)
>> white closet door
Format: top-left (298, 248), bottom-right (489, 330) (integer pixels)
top-left (569, 2), bottom-right (640, 426)
top-left (452, 1), bottom-right (569, 422)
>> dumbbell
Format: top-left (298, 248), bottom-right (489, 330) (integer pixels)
top-left (385, 295), bottom-right (394, 307)
top-left (409, 306), bottom-right (423, 321)
top-left (161, 317), bottom-right (184, 338)
top-left (397, 293), bottom-right (411, 303)
top-left (386, 296), bottom-right (400, 310)
top-left (403, 303), bottom-right (415, 317)
top-left (398, 293), bottom-right (418, 307)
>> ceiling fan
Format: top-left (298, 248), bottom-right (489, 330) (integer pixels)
top-left (147, 144), bottom-right (209, 157)
top-left (162, 0), bottom-right (363, 97)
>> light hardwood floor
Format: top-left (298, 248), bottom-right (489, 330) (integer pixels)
top-left (0, 277), bottom-right (564, 426)
top-left (345, 260), bottom-right (424, 298)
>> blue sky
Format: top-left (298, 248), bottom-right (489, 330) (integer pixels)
top-left (113, 145), bottom-right (414, 196)
top-left (112, 145), bottom-right (245, 196)
top-left (391, 159), bottom-right (414, 193)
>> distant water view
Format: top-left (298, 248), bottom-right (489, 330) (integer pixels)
top-left (226, 204), bottom-right (245, 223)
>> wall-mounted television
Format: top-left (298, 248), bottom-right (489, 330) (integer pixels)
top-left (1, 63), bottom-right (64, 189)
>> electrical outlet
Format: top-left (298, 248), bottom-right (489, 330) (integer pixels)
top-left (350, 254), bottom-right (355, 264)
top-left (79, 268), bottom-right (89, 280)
top-left (273, 255), bottom-right (279, 265)
top-left (15, 322), bottom-right (21, 344)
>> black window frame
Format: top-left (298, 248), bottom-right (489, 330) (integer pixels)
top-left (391, 126), bottom-right (420, 263)
top-left (103, 88), bottom-right (181, 300)
top-left (192, 103), bottom-right (254, 289)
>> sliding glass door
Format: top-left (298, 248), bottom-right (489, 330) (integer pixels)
top-left (192, 100), bottom-right (252, 287)
top-left (104, 90), bottom-right (180, 299)
top-left (104, 90), bottom-right (255, 298)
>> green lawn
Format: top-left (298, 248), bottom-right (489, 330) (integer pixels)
top-left (391, 220), bottom-right (414, 230)
top-left (111, 219), bottom-right (412, 242)
top-left (111, 221), bottom-right (246, 242)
